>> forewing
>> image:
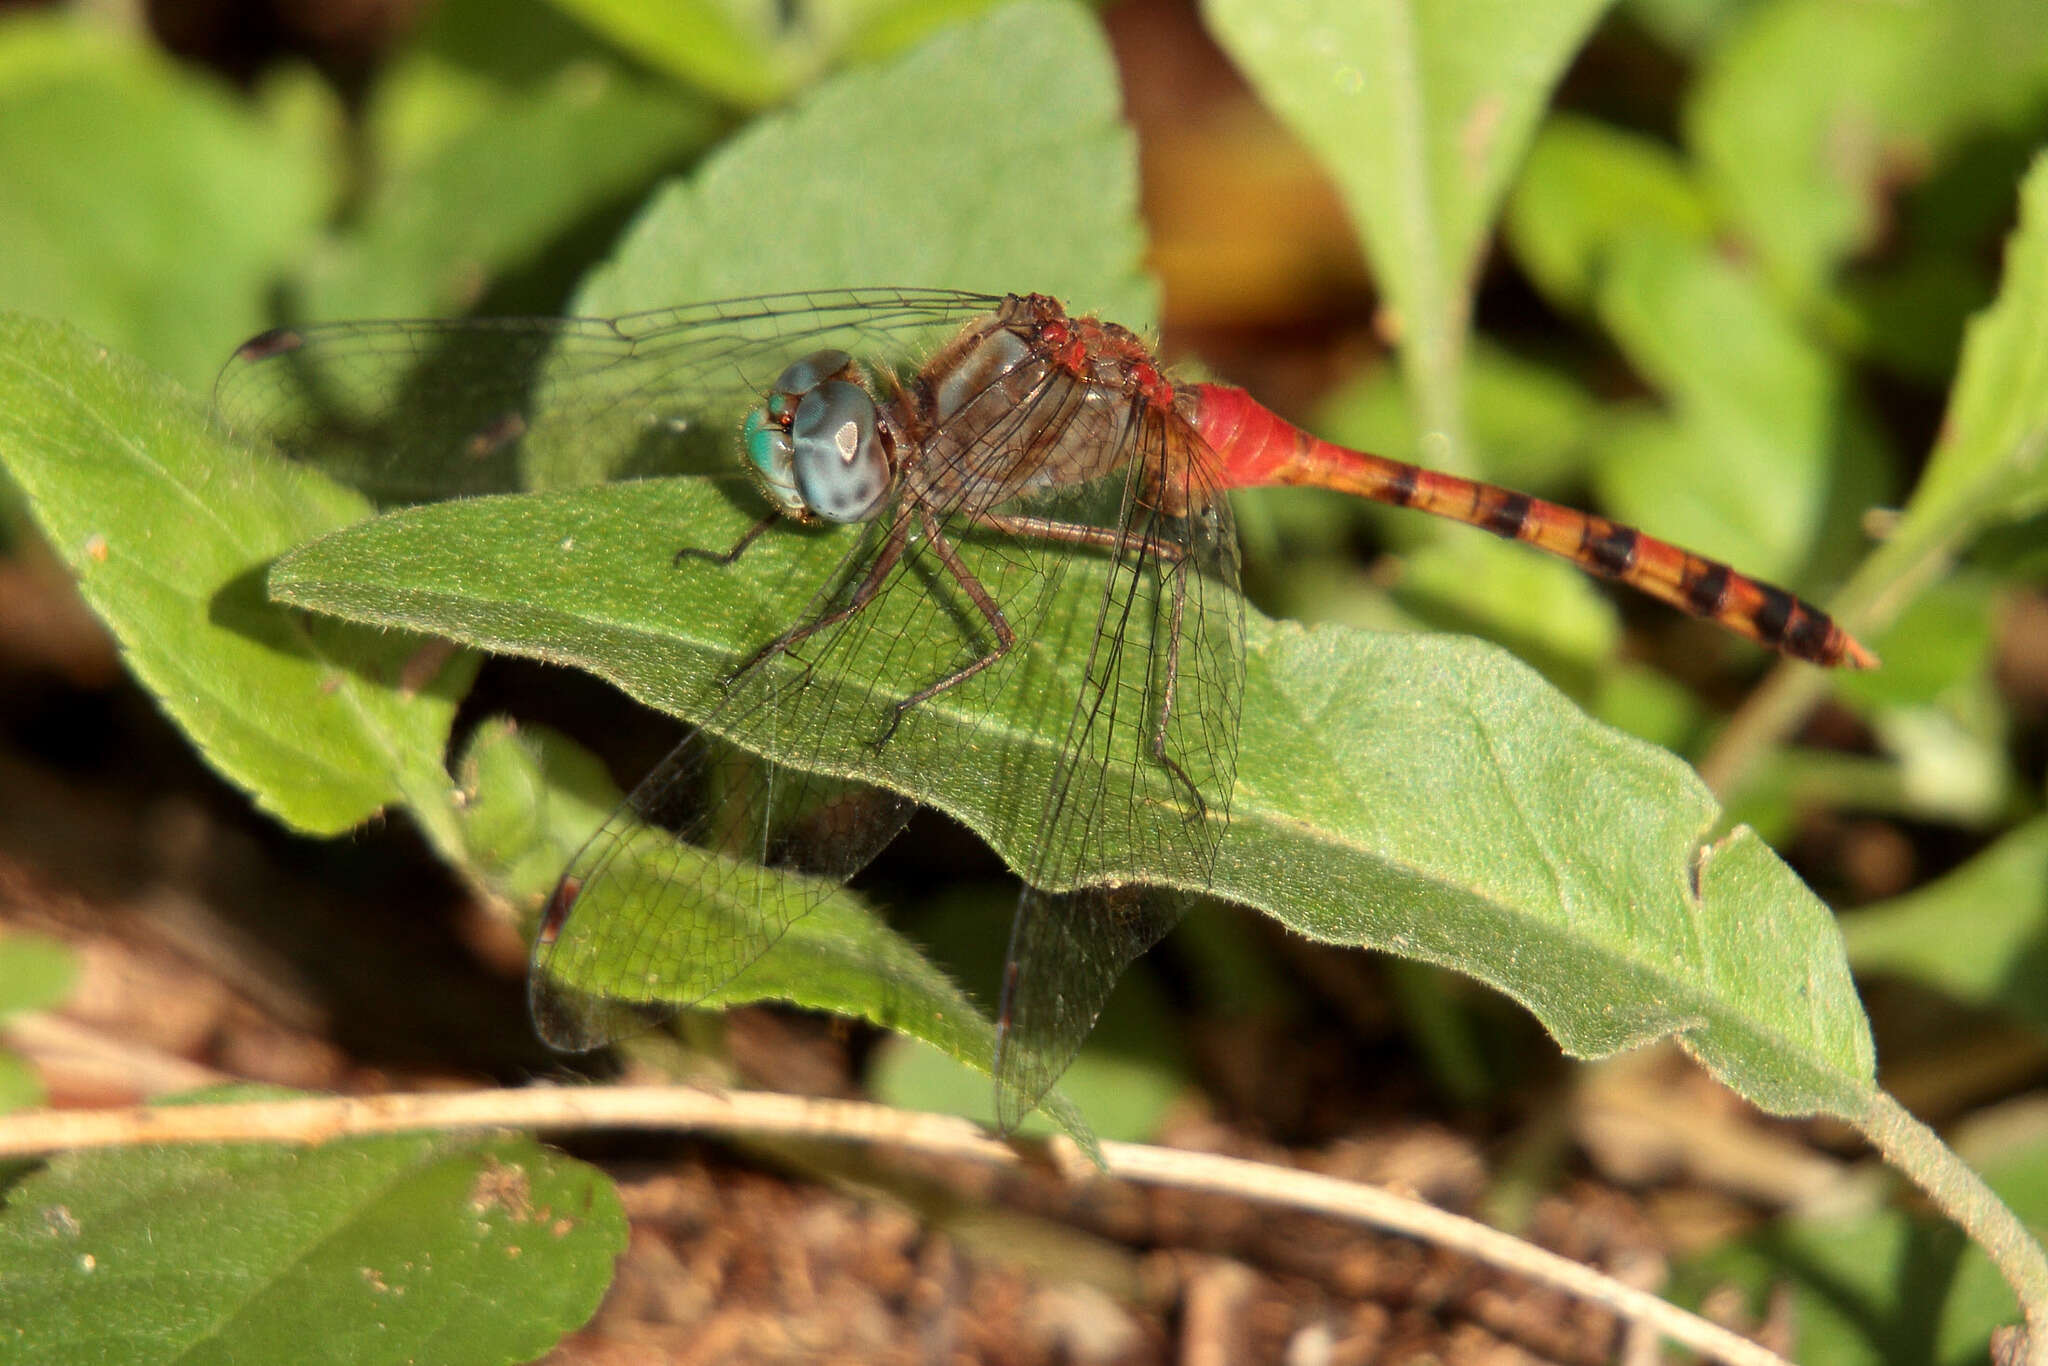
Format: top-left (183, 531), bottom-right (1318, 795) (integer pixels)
top-left (530, 722), bottom-right (916, 1051)
top-left (528, 504), bottom-right (941, 1051)
top-left (217, 288), bottom-right (993, 1048)
top-left (212, 288), bottom-right (998, 501)
top-left (990, 409), bottom-right (1245, 1131)
top-left (527, 347), bottom-right (1227, 1060)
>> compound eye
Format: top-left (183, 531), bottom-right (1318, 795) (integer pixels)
top-left (771, 349), bottom-right (854, 399)
top-left (790, 380), bottom-right (889, 523)
top-left (741, 408), bottom-right (806, 518)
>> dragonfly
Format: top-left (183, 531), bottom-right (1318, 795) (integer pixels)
top-left (217, 288), bottom-right (1875, 1130)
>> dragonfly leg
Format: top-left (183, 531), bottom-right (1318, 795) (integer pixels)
top-left (726, 504), bottom-right (914, 685)
top-left (970, 510), bottom-right (1206, 816)
top-left (969, 511), bottom-right (1189, 565)
top-left (873, 504), bottom-right (1017, 747)
top-left (1148, 551), bottom-right (1205, 821)
top-left (673, 511), bottom-right (781, 567)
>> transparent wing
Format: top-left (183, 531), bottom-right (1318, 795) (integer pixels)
top-left (528, 326), bottom-right (1247, 1064)
top-left (212, 288), bottom-right (1000, 501)
top-left (217, 286), bottom-right (991, 1050)
top-left (522, 326), bottom-right (1126, 1051)
top-left (990, 410), bottom-right (1245, 1132)
top-left (531, 719), bottom-right (917, 1050)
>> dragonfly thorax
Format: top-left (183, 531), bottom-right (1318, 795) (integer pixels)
top-left (743, 350), bottom-right (894, 524)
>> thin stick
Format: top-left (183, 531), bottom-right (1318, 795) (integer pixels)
top-left (0, 1083), bottom-right (1788, 1366)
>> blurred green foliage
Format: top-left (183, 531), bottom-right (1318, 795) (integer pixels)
top-left (1, 0), bottom-right (2046, 1360)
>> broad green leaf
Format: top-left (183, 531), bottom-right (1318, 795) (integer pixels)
top-left (543, 0), bottom-right (826, 105)
top-left (1688, 0), bottom-right (2048, 310)
top-left (1902, 150), bottom-right (2048, 534)
top-left (0, 316), bottom-right (473, 840)
top-left (1832, 573), bottom-right (1998, 712)
top-left (0, 1129), bottom-right (624, 1365)
top-left (1308, 345), bottom-right (1617, 674)
top-left (271, 476), bottom-right (1877, 1118)
top-left (571, 0), bottom-right (1151, 326)
top-left (0, 934), bottom-right (75, 1020)
top-left (1844, 815), bottom-right (2048, 1031)
top-left (301, 64), bottom-right (716, 322)
top-left (1820, 150), bottom-right (2048, 664)
top-left (0, 14), bottom-right (335, 390)
top-left (869, 889), bottom-right (1187, 1142)
top-left (1316, 341), bottom-right (1603, 495)
top-left (1205, 0), bottom-right (1611, 452)
top-left (543, 0), bottom-right (1011, 107)
top-left (1589, 237), bottom-right (1852, 583)
top-left (1622, 0), bottom-right (1761, 55)
top-left (1674, 1133), bottom-right (2048, 1364)
top-left (1504, 113), bottom-right (1713, 314)
top-left (1231, 631), bottom-right (1872, 1116)
top-left (0, 1053), bottom-right (39, 1115)
top-left (0, 935), bottom-right (70, 1115)
top-left (450, 715), bottom-right (1100, 1150)
top-left (1395, 536), bottom-right (1619, 678)
top-left (454, 719), bottom-right (621, 909)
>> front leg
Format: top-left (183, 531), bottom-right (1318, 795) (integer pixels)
top-left (724, 502), bottom-right (916, 687)
top-left (871, 504), bottom-right (1018, 747)
top-left (674, 511), bottom-right (781, 567)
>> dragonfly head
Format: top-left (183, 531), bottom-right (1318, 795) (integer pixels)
top-left (743, 351), bottom-right (893, 524)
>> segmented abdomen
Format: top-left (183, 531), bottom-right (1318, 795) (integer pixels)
top-left (1189, 383), bottom-right (1875, 669)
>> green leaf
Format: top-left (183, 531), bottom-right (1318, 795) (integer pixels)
top-left (450, 715), bottom-right (1101, 1150)
top-left (542, 0), bottom-right (824, 106)
top-left (1621, 0), bottom-right (1759, 55)
top-left (0, 934), bottom-right (70, 1115)
top-left (1504, 113), bottom-right (1713, 314)
top-left (0, 934), bottom-right (76, 1020)
top-left (1204, 0), bottom-right (1611, 452)
top-left (869, 889), bottom-right (1187, 1141)
top-left (1589, 237), bottom-right (1855, 583)
top-left (0, 1053), bottom-right (40, 1116)
top-left (1232, 629), bottom-right (1873, 1116)
top-left (543, 0), bottom-right (1012, 107)
top-left (454, 719), bottom-right (620, 909)
top-left (0, 1129), bottom-right (625, 1365)
top-left (270, 475), bottom-right (1877, 1119)
top-left (0, 316), bottom-right (474, 840)
top-left (1396, 536), bottom-right (1620, 677)
top-left (1905, 149), bottom-right (2048, 534)
top-left (1844, 815), bottom-right (2048, 1031)
top-left (1674, 1132), bottom-right (2048, 1364)
top-left (1688, 0), bottom-right (2048, 310)
top-left (301, 63), bottom-right (716, 322)
top-left (0, 14), bottom-right (335, 390)
top-left (571, 0), bottom-right (1152, 325)
top-left (1817, 150), bottom-right (2048, 665)
top-left (1316, 341), bottom-right (1603, 495)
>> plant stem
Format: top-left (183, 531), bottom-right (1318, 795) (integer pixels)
top-left (1375, 0), bottom-right (1471, 471)
top-left (1856, 1090), bottom-right (2048, 1362)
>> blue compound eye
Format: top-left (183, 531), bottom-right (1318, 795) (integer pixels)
top-left (741, 407), bottom-right (806, 518)
top-left (790, 379), bottom-right (890, 523)
top-left (772, 349), bottom-right (853, 399)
